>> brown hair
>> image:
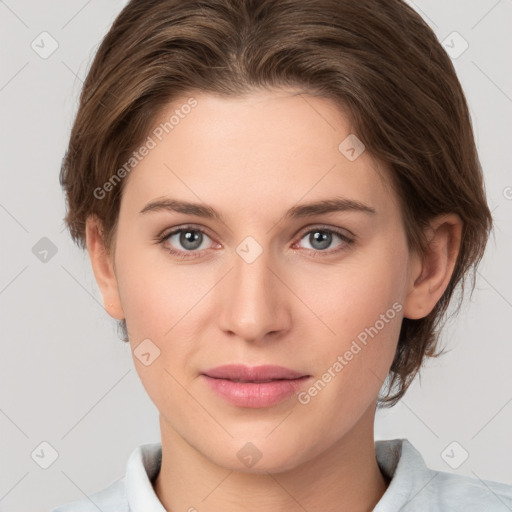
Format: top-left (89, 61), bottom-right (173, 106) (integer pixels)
top-left (60, 0), bottom-right (493, 407)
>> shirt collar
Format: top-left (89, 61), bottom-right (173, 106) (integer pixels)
top-left (126, 442), bottom-right (166, 511)
top-left (373, 438), bottom-right (437, 511)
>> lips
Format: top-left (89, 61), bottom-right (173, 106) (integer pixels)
top-left (201, 364), bottom-right (312, 408)
top-left (202, 364), bottom-right (308, 381)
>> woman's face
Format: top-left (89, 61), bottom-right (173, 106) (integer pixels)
top-left (104, 89), bottom-right (420, 472)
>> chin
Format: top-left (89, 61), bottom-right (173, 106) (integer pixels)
top-left (205, 436), bottom-right (311, 475)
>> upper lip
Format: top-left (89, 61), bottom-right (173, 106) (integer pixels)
top-left (202, 364), bottom-right (308, 381)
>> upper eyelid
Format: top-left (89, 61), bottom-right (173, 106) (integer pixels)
top-left (160, 224), bottom-right (216, 241)
top-left (296, 223), bottom-right (354, 239)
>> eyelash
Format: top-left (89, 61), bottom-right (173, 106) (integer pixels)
top-left (157, 224), bottom-right (355, 260)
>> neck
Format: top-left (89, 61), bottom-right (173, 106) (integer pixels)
top-left (153, 403), bottom-right (390, 512)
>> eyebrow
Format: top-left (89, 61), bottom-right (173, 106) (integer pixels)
top-left (139, 196), bottom-right (376, 220)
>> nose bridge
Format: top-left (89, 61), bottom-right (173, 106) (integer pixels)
top-left (218, 239), bottom-right (289, 341)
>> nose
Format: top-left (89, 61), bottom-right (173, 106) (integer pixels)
top-left (216, 244), bottom-right (292, 343)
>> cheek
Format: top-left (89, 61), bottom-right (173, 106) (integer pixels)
top-left (292, 242), bottom-right (407, 395)
top-left (115, 254), bottom-right (202, 409)
top-left (297, 245), bottom-right (406, 339)
top-left (114, 239), bottom-right (203, 340)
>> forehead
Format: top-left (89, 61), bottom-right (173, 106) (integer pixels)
top-left (120, 89), bottom-right (397, 221)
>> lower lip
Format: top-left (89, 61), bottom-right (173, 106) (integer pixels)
top-left (202, 375), bottom-right (311, 408)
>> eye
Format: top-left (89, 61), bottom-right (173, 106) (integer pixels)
top-left (158, 225), bottom-right (217, 260)
top-left (157, 224), bottom-right (355, 260)
top-left (294, 226), bottom-right (354, 256)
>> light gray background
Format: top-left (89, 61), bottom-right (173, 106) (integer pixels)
top-left (0, 1), bottom-right (511, 510)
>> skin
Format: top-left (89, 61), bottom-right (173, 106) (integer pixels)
top-left (86, 89), bottom-right (462, 512)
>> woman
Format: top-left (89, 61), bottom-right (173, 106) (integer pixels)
top-left (53, 0), bottom-right (512, 510)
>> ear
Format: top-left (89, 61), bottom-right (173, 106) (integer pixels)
top-left (85, 215), bottom-right (124, 320)
top-left (402, 213), bottom-right (462, 320)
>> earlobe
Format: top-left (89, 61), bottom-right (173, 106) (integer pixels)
top-left (85, 215), bottom-right (124, 320)
top-left (402, 214), bottom-right (462, 320)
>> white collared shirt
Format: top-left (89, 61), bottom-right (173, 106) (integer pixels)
top-left (51, 438), bottom-right (512, 511)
